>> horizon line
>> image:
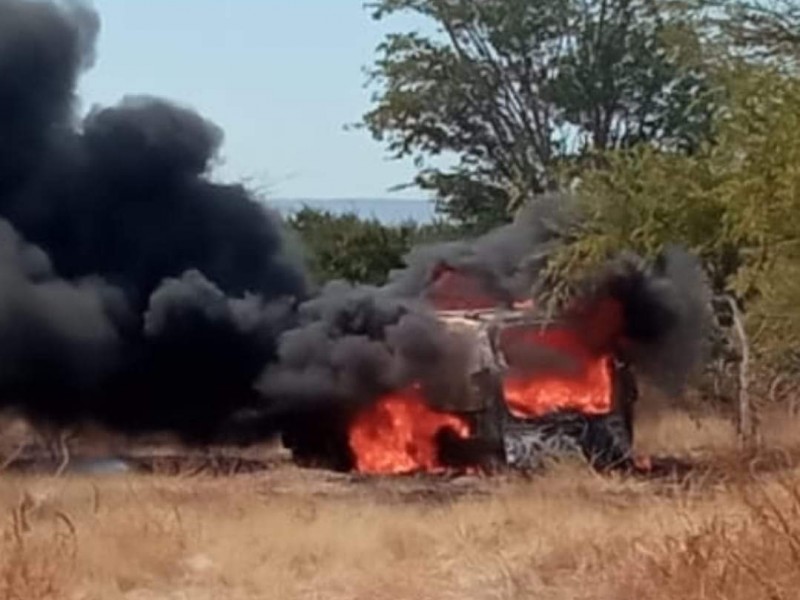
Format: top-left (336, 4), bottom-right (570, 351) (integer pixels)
top-left (267, 196), bottom-right (434, 203)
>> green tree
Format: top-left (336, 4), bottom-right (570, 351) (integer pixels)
top-left (287, 207), bottom-right (414, 285)
top-left (553, 65), bottom-right (800, 365)
top-left (287, 207), bottom-right (465, 286)
top-left (361, 0), bottom-right (717, 227)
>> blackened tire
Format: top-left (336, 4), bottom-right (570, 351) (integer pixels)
top-left (580, 412), bottom-right (634, 470)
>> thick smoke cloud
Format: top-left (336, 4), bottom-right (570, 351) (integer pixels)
top-left (257, 282), bottom-right (472, 415)
top-left (0, 0), bottom-right (98, 194)
top-left (90, 270), bottom-right (297, 439)
top-left (0, 0), bottom-right (306, 307)
top-left (559, 245), bottom-right (714, 396)
top-left (6, 92), bottom-right (307, 306)
top-left (0, 0), bottom-right (306, 439)
top-left (0, 218), bottom-right (121, 422)
top-left (385, 193), bottom-right (569, 303)
top-left (249, 281), bottom-right (473, 466)
top-left (599, 246), bottom-right (713, 395)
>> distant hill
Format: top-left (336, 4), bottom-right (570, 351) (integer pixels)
top-left (266, 198), bottom-right (437, 225)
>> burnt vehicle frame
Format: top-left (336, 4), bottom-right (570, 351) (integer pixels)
top-left (432, 307), bottom-right (638, 473)
top-left (281, 307), bottom-right (638, 473)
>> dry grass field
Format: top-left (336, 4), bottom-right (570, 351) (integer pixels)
top-left (2, 408), bottom-right (800, 600)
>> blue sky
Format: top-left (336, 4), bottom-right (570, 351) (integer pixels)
top-left (78, 1), bottom-right (431, 199)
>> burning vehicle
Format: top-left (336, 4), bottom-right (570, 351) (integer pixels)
top-left (343, 305), bottom-right (639, 475)
top-left (431, 306), bottom-right (637, 473)
top-left (281, 254), bottom-right (695, 477)
top-left (0, 0), bottom-right (712, 480)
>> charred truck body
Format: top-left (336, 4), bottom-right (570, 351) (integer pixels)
top-left (284, 302), bottom-right (640, 476)
top-left (283, 246), bottom-right (711, 476)
top-left (432, 308), bottom-right (637, 473)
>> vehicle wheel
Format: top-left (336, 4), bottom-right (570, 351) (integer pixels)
top-left (580, 412), bottom-right (634, 470)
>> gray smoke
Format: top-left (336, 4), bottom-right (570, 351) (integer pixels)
top-left (0, 0), bottom-right (307, 439)
top-left (0, 218), bottom-right (122, 421)
top-left (615, 245), bottom-right (714, 396)
top-left (564, 245), bottom-right (715, 397)
top-left (257, 281), bottom-right (472, 416)
top-left (385, 193), bottom-right (570, 302)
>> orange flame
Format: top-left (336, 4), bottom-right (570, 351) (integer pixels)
top-left (347, 386), bottom-right (471, 474)
top-left (348, 286), bottom-right (625, 473)
top-left (500, 325), bottom-right (613, 418)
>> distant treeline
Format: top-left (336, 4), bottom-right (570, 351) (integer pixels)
top-left (286, 206), bottom-right (466, 286)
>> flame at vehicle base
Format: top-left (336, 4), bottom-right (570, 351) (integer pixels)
top-left (347, 323), bottom-right (617, 475)
top-left (347, 385), bottom-right (471, 475)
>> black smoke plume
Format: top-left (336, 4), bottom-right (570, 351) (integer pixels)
top-left (248, 282), bottom-right (473, 462)
top-left (548, 245), bottom-right (714, 398)
top-left (0, 217), bottom-right (121, 422)
top-left (258, 283), bottom-right (462, 412)
top-left (589, 246), bottom-right (714, 396)
top-left (0, 0), bottom-right (306, 440)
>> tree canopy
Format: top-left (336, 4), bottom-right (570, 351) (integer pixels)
top-left (357, 0), bottom-right (800, 364)
top-left (361, 0), bottom-right (718, 227)
top-left (286, 206), bottom-right (464, 286)
top-left (551, 62), bottom-right (800, 368)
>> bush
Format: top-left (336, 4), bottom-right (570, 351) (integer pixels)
top-left (286, 206), bottom-right (465, 286)
top-left (551, 66), bottom-right (800, 368)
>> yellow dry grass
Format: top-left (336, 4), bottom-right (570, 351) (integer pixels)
top-left (1, 409), bottom-right (800, 600)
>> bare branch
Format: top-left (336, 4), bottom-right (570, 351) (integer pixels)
top-left (0, 440), bottom-right (26, 473)
top-left (721, 294), bottom-right (752, 445)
